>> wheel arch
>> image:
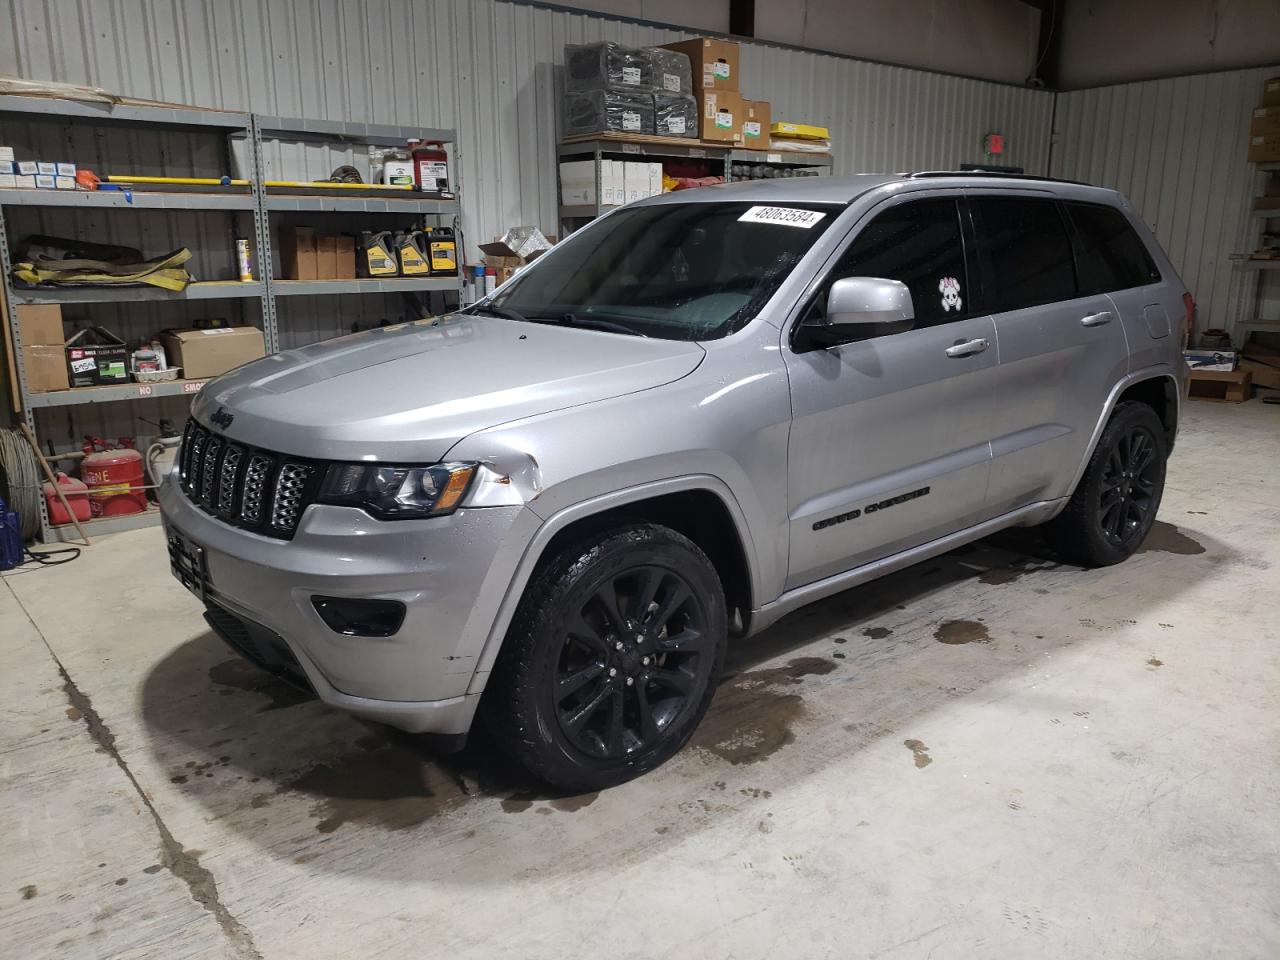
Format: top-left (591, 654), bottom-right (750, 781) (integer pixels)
top-left (466, 475), bottom-right (759, 696)
top-left (1062, 367), bottom-right (1181, 507)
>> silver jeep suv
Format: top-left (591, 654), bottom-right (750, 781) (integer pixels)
top-left (160, 173), bottom-right (1190, 790)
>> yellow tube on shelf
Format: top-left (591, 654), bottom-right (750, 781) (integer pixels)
top-left (263, 180), bottom-right (414, 191)
top-left (106, 175), bottom-right (249, 186)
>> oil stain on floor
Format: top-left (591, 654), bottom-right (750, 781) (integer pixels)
top-left (218, 655), bottom-right (841, 834)
top-left (689, 656), bottom-right (837, 766)
top-left (1137, 521), bottom-right (1206, 556)
top-left (904, 739), bottom-right (932, 768)
top-left (934, 620), bottom-right (991, 645)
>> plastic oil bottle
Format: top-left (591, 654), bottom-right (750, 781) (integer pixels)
top-left (396, 230), bottom-right (432, 276)
top-left (359, 231), bottom-right (398, 277)
top-left (426, 227), bottom-right (459, 276)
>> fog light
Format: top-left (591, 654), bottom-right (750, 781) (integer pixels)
top-left (311, 596), bottom-right (406, 637)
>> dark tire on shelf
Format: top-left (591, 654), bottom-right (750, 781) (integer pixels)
top-left (1042, 400), bottom-right (1168, 567)
top-left (483, 523), bottom-right (727, 792)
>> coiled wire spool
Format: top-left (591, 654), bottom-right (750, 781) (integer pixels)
top-left (0, 427), bottom-right (43, 541)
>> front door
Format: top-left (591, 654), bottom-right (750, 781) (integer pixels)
top-left (783, 195), bottom-right (1002, 591)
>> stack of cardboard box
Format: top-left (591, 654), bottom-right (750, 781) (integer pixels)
top-left (278, 227), bottom-right (357, 280)
top-left (659, 38), bottom-right (771, 149)
top-left (1248, 75), bottom-right (1280, 163)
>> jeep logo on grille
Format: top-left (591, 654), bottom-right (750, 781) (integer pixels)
top-left (210, 407), bottom-right (235, 430)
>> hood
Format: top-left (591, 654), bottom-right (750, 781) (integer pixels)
top-left (190, 315), bottom-right (705, 462)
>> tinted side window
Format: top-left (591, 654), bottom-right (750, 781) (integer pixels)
top-left (972, 197), bottom-right (1077, 312)
top-left (826, 198), bottom-right (971, 329)
top-left (1065, 201), bottom-right (1161, 294)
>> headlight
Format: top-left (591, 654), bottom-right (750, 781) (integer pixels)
top-left (317, 461), bottom-right (477, 519)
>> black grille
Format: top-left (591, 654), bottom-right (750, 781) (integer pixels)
top-left (178, 418), bottom-right (324, 540)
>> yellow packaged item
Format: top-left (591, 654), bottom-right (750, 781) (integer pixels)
top-left (770, 121), bottom-right (830, 141)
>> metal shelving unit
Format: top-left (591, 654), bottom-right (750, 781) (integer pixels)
top-left (0, 188), bottom-right (256, 210)
top-left (0, 94), bottom-right (462, 541)
top-left (556, 133), bottom-right (833, 233)
top-left (10, 281), bottom-right (265, 305)
top-left (264, 194), bottom-right (458, 214)
top-left (254, 114), bottom-right (462, 353)
top-left (273, 277), bottom-right (461, 296)
top-left (1234, 158), bottom-right (1280, 338)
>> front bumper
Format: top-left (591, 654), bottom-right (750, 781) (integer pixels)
top-left (158, 478), bottom-right (531, 734)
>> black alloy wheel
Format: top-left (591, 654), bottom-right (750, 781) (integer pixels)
top-left (486, 523), bottom-right (727, 791)
top-left (1042, 400), bottom-right (1168, 567)
top-left (554, 565), bottom-right (708, 760)
top-left (1097, 424), bottom-right (1161, 550)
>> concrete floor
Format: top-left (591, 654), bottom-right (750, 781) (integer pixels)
top-left (3, 398), bottom-right (1278, 960)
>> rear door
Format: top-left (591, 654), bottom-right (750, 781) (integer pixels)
top-left (1062, 199), bottom-right (1169, 374)
top-left (783, 193), bottom-right (1002, 590)
top-left (969, 193), bottom-right (1130, 513)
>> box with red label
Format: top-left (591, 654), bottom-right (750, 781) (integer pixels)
top-left (65, 327), bottom-right (129, 386)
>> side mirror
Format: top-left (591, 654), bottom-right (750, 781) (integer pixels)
top-left (825, 276), bottom-right (915, 332)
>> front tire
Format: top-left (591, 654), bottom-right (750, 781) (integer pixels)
top-left (1043, 401), bottom-right (1168, 566)
top-left (485, 523), bottom-right (727, 792)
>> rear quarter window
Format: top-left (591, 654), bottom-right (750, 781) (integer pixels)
top-left (1064, 201), bottom-right (1162, 294)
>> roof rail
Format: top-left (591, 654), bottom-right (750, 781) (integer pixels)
top-left (906, 170), bottom-right (1090, 187)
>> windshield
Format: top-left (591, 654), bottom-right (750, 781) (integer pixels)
top-left (490, 201), bottom-right (840, 341)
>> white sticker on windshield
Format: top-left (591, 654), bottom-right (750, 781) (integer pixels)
top-left (737, 206), bottom-right (827, 229)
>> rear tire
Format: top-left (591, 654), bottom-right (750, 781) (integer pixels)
top-left (484, 523), bottom-right (727, 792)
top-left (1042, 401), bottom-right (1168, 567)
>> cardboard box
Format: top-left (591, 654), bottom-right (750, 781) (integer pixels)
top-left (0, 173), bottom-right (15, 189)
top-left (160, 327), bottom-right (265, 380)
top-left (559, 159), bottom-right (597, 205)
top-left (700, 91), bottom-right (746, 143)
top-left (648, 161), bottom-right (664, 197)
top-left (738, 99), bottom-right (772, 148)
top-left (1240, 357), bottom-right (1280, 390)
top-left (278, 226), bottom-right (318, 280)
top-left (661, 37), bottom-right (739, 92)
top-left (15, 304), bottom-right (64, 346)
top-left (55, 162), bottom-right (76, 177)
top-left (1264, 75), bottom-right (1280, 106)
top-left (623, 161), bottom-right (649, 203)
top-left (602, 158), bottom-right (626, 205)
top-left (35, 174), bottom-right (56, 189)
top-left (36, 161), bottom-right (56, 176)
top-left (479, 230), bottom-right (554, 286)
top-left (0, 146), bottom-right (14, 163)
top-left (65, 327), bottom-right (129, 386)
top-left (1187, 367), bottom-right (1251, 403)
top-left (54, 175), bottom-right (75, 190)
top-left (15, 175), bottom-right (36, 189)
top-left (316, 234), bottom-right (338, 280)
top-left (22, 345), bottom-right (70, 393)
top-left (1253, 106), bottom-right (1280, 138)
top-left (1184, 348), bottom-right (1236, 372)
top-left (1249, 134), bottom-right (1280, 163)
top-left (15, 160), bottom-right (38, 176)
top-left (335, 234), bottom-right (356, 280)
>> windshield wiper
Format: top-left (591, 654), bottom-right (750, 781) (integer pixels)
top-left (531, 313), bottom-right (649, 338)
top-left (466, 303), bottom-right (530, 324)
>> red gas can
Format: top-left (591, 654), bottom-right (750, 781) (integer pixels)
top-left (81, 438), bottom-right (148, 517)
top-left (43, 472), bottom-right (92, 526)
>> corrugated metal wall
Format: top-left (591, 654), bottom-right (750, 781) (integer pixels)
top-left (2, 0), bottom-right (1054, 261)
top-left (1051, 65), bottom-right (1280, 336)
